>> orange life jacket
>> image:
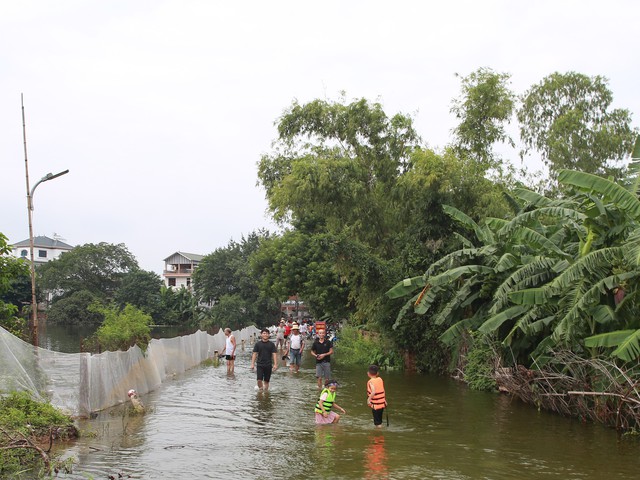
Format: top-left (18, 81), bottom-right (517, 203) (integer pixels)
top-left (367, 376), bottom-right (386, 410)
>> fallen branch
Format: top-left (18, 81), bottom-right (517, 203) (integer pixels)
top-left (0, 427), bottom-right (51, 473)
top-left (567, 391), bottom-right (640, 406)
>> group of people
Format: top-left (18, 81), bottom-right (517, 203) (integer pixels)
top-left (222, 323), bottom-right (387, 428)
top-left (249, 322), bottom-right (334, 390)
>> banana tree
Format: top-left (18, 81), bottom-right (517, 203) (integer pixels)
top-left (389, 143), bottom-right (640, 364)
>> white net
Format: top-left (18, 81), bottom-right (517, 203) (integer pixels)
top-left (0, 325), bottom-right (260, 417)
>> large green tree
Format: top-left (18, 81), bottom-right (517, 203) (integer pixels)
top-left (518, 72), bottom-right (637, 179)
top-left (450, 67), bottom-right (516, 170)
top-left (250, 228), bottom-right (351, 321)
top-left (193, 231), bottom-right (280, 328)
top-left (114, 269), bottom-right (163, 318)
top-left (258, 97), bottom-right (422, 255)
top-left (38, 242), bottom-right (139, 302)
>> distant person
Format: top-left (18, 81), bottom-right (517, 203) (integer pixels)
top-left (275, 319), bottom-right (286, 351)
top-left (314, 379), bottom-right (346, 424)
top-left (251, 328), bottom-right (278, 391)
top-left (285, 323), bottom-right (304, 373)
top-left (223, 327), bottom-right (236, 374)
top-left (366, 365), bottom-right (387, 428)
top-left (284, 319), bottom-right (293, 338)
top-left (299, 320), bottom-right (308, 338)
top-left (311, 328), bottom-right (333, 388)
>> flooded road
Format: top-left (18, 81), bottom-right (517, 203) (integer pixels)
top-left (56, 345), bottom-right (640, 479)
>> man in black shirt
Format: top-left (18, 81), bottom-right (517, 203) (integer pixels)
top-left (311, 328), bottom-right (334, 388)
top-left (251, 328), bottom-right (278, 391)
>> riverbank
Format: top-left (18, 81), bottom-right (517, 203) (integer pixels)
top-left (0, 391), bottom-right (79, 478)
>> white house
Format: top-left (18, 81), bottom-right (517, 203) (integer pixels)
top-left (11, 235), bottom-right (74, 265)
top-left (163, 252), bottom-right (204, 290)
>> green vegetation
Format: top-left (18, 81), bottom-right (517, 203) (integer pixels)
top-left (0, 233), bottom-right (30, 338)
top-left (334, 325), bottom-right (402, 369)
top-left (91, 303), bottom-right (152, 352)
top-left (0, 391), bottom-right (78, 477)
top-left (463, 333), bottom-right (498, 392)
top-left (192, 231), bottom-right (281, 329)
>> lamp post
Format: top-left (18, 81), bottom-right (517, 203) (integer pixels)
top-left (22, 93), bottom-right (70, 346)
top-left (26, 170), bottom-right (69, 346)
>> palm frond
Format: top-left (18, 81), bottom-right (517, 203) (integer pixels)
top-left (509, 288), bottom-right (549, 305)
top-left (585, 329), bottom-right (640, 362)
top-left (439, 310), bottom-right (486, 345)
top-left (558, 169), bottom-right (640, 220)
top-left (386, 275), bottom-right (425, 299)
top-left (491, 257), bottom-right (558, 314)
top-left (502, 191), bottom-right (523, 215)
top-left (550, 247), bottom-right (621, 292)
top-left (478, 305), bottom-right (530, 334)
top-left (432, 278), bottom-right (481, 326)
top-left (513, 187), bottom-right (553, 208)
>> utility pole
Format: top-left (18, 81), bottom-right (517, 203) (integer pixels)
top-left (22, 94), bottom-right (69, 346)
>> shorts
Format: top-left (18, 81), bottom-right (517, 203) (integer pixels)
top-left (315, 411), bottom-right (338, 424)
top-left (256, 365), bottom-right (273, 382)
top-left (289, 348), bottom-right (302, 365)
top-left (315, 362), bottom-right (331, 379)
top-left (372, 407), bottom-right (384, 426)
top-left (225, 355), bottom-right (235, 361)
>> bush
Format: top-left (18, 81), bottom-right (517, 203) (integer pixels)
top-left (0, 391), bottom-right (78, 477)
top-left (92, 303), bottom-right (152, 352)
top-left (464, 333), bottom-right (498, 391)
top-left (335, 325), bottom-right (402, 369)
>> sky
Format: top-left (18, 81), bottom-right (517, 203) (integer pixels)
top-left (1, 0), bottom-right (638, 274)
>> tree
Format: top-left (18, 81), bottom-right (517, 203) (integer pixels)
top-left (388, 145), bottom-right (640, 365)
top-left (46, 290), bottom-right (104, 325)
top-left (0, 233), bottom-right (30, 337)
top-left (92, 303), bottom-right (152, 352)
top-left (258, 97), bottom-right (421, 254)
top-left (450, 67), bottom-right (516, 170)
top-left (114, 269), bottom-right (163, 318)
top-left (250, 229), bottom-right (351, 320)
top-left (38, 242), bottom-right (139, 302)
top-left (193, 231), bottom-right (280, 328)
top-left (518, 72), bottom-right (637, 178)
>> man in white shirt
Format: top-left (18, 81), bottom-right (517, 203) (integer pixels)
top-left (285, 323), bottom-right (305, 373)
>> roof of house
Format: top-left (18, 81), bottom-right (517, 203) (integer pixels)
top-left (163, 251), bottom-right (205, 262)
top-left (12, 235), bottom-right (74, 250)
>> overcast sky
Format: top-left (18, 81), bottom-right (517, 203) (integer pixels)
top-left (1, 0), bottom-right (638, 274)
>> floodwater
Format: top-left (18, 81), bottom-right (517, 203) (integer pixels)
top-left (44, 340), bottom-right (640, 480)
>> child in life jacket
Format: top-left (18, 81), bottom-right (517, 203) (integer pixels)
top-left (367, 364), bottom-right (387, 428)
top-left (314, 380), bottom-right (346, 424)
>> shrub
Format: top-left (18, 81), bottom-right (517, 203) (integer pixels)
top-left (0, 391), bottom-right (78, 477)
top-left (464, 332), bottom-right (498, 391)
top-left (335, 325), bottom-right (402, 369)
top-left (92, 303), bottom-right (152, 352)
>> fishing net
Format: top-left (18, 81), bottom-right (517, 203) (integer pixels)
top-left (0, 325), bottom-right (260, 417)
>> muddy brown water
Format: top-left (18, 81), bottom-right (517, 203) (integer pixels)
top-left (37, 328), bottom-right (640, 479)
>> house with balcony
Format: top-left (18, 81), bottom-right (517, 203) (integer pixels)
top-left (163, 251), bottom-right (204, 290)
top-left (11, 235), bottom-right (74, 265)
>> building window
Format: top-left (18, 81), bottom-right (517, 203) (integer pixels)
top-left (187, 278), bottom-right (191, 287)
top-left (38, 250), bottom-right (47, 258)
top-left (168, 278), bottom-right (176, 287)
top-left (20, 249), bottom-right (28, 257)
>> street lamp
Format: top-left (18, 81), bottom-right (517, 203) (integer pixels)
top-left (26, 170), bottom-right (69, 346)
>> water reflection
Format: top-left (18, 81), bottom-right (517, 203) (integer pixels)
top-left (49, 350), bottom-right (640, 479)
top-left (364, 432), bottom-right (388, 480)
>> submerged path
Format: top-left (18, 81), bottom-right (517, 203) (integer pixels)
top-left (57, 346), bottom-right (640, 479)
